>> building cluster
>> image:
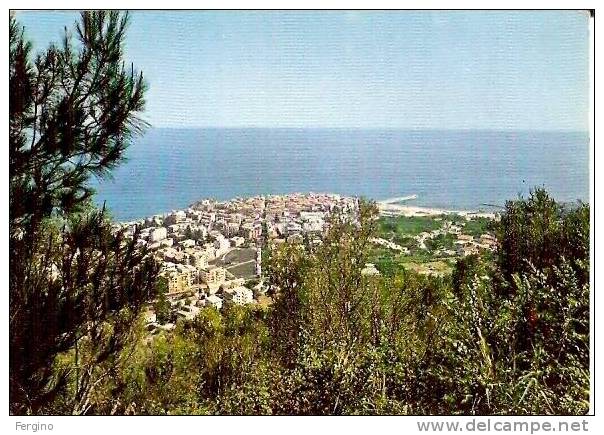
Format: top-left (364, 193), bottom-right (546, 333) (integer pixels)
top-left (370, 237), bottom-right (410, 254)
top-left (453, 232), bottom-right (498, 257)
top-left (115, 193), bottom-right (359, 330)
top-left (117, 193), bottom-right (500, 334)
top-left (414, 219), bottom-right (497, 256)
top-left (372, 216), bottom-right (498, 258)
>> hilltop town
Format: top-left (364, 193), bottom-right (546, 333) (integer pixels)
top-left (114, 193), bottom-right (498, 333)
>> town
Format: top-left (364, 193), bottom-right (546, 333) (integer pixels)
top-left (114, 193), bottom-right (498, 333)
top-left (114, 193), bottom-right (358, 332)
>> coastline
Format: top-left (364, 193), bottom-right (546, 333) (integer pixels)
top-left (376, 196), bottom-right (498, 219)
top-left (115, 192), bottom-right (499, 224)
top-left (377, 203), bottom-right (498, 219)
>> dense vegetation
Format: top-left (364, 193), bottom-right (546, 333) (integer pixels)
top-left (10, 12), bottom-right (590, 415)
top-left (79, 193), bottom-right (584, 416)
top-left (10, 12), bottom-right (159, 414)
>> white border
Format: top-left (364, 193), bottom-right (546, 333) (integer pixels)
top-left (1, 3), bottom-right (598, 434)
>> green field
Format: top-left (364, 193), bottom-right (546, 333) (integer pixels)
top-left (373, 214), bottom-right (495, 277)
top-left (370, 247), bottom-right (456, 277)
top-left (461, 216), bottom-right (493, 237)
top-left (377, 215), bottom-right (444, 237)
top-left (425, 232), bottom-right (457, 251)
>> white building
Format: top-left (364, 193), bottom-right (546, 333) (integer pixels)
top-left (361, 263), bottom-right (380, 276)
top-left (204, 294), bottom-right (223, 310)
top-left (214, 236), bottom-right (230, 258)
top-left (202, 242), bottom-right (216, 260)
top-left (165, 210), bottom-right (186, 225)
top-left (180, 239), bottom-right (196, 249)
top-left (186, 250), bottom-right (209, 269)
top-left (177, 304), bottom-right (201, 321)
top-left (178, 263), bottom-right (198, 285)
top-left (223, 286), bottom-right (254, 305)
top-left (256, 247), bottom-right (262, 277)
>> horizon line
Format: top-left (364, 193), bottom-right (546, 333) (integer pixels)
top-left (143, 125), bottom-right (590, 133)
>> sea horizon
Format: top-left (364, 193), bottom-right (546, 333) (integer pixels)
top-left (91, 127), bottom-right (590, 221)
top-left (140, 126), bottom-right (590, 133)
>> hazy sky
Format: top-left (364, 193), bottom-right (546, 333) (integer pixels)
top-left (16, 10), bottom-right (590, 130)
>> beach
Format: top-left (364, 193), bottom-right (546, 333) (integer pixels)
top-left (377, 197), bottom-right (497, 219)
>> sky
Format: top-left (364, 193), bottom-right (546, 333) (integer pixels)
top-left (15, 10), bottom-right (590, 131)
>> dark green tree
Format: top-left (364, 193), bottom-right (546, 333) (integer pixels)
top-left (10, 11), bottom-right (158, 414)
top-left (420, 191), bottom-right (590, 415)
top-left (495, 188), bottom-right (588, 287)
top-left (154, 277), bottom-right (172, 324)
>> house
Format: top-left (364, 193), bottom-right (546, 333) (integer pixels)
top-left (479, 234), bottom-right (497, 250)
top-left (223, 286), bottom-right (254, 305)
top-left (202, 242), bottom-right (216, 260)
top-left (149, 227), bottom-right (167, 243)
top-left (204, 294), bottom-right (223, 310)
top-left (226, 222), bottom-right (241, 237)
top-left (164, 210), bottom-right (186, 225)
top-left (199, 265), bottom-right (227, 293)
top-left (163, 248), bottom-right (184, 263)
top-left (222, 278), bottom-right (245, 289)
top-left (176, 304), bottom-right (201, 321)
top-left (162, 270), bottom-right (190, 294)
top-left (180, 239), bottom-right (196, 249)
top-left (361, 263), bottom-right (380, 276)
top-left (214, 236), bottom-right (230, 257)
top-left (185, 249), bottom-right (208, 269)
top-left (456, 242), bottom-right (479, 257)
top-left (161, 263), bottom-right (197, 294)
top-left (145, 215), bottom-right (163, 227)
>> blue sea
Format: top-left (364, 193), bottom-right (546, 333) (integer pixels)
top-left (90, 128), bottom-right (590, 221)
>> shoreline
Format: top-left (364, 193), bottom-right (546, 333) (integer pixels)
top-left (376, 195), bottom-right (498, 219)
top-left (114, 192), bottom-right (499, 223)
top-left (377, 202), bottom-right (498, 219)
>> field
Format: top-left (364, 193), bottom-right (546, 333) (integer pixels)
top-left (373, 215), bottom-right (459, 276)
top-left (370, 246), bottom-right (455, 276)
top-left (378, 215), bottom-right (444, 236)
top-left (461, 216), bottom-right (493, 236)
top-left (402, 260), bottom-right (455, 275)
top-left (210, 247), bottom-right (257, 279)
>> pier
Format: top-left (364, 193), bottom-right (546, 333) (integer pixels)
top-left (378, 194), bottom-right (418, 204)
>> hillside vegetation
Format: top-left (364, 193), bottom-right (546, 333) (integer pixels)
top-left (10, 12), bottom-right (589, 415)
top-left (37, 191), bottom-right (588, 415)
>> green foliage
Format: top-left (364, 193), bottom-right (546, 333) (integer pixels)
top-left (9, 12), bottom-right (158, 415)
top-left (461, 216), bottom-right (493, 237)
top-left (425, 232), bottom-right (457, 251)
top-left (422, 253), bottom-right (589, 415)
top-left (378, 215), bottom-right (443, 237)
top-left (495, 188), bottom-right (588, 285)
top-left (106, 191), bottom-right (584, 416)
top-left (414, 190), bottom-right (590, 415)
top-left (9, 5), bottom-right (590, 417)
top-left (10, 11), bottom-right (147, 231)
top-left (154, 277), bottom-right (172, 324)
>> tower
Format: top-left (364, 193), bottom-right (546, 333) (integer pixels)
top-left (255, 246), bottom-right (262, 277)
